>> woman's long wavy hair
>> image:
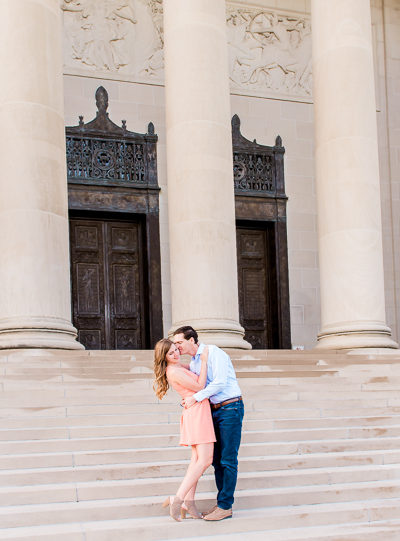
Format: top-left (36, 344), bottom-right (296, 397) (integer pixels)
top-left (153, 338), bottom-right (173, 400)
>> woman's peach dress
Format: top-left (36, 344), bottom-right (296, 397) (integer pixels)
top-left (167, 367), bottom-right (216, 447)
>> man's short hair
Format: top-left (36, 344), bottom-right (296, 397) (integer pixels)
top-left (173, 325), bottom-right (199, 344)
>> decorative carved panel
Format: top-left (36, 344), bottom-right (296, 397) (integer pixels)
top-left (75, 225), bottom-right (99, 250)
top-left (70, 218), bottom-right (145, 350)
top-left (62, 1), bottom-right (311, 100)
top-left (115, 329), bottom-right (139, 349)
top-left (113, 265), bottom-right (136, 316)
top-left (79, 330), bottom-right (102, 350)
top-left (111, 227), bottom-right (136, 251)
top-left (227, 6), bottom-right (312, 98)
top-left (76, 263), bottom-right (101, 314)
top-left (237, 228), bottom-right (273, 348)
top-left (62, 0), bottom-right (164, 79)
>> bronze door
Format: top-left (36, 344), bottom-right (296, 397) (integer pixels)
top-left (70, 217), bottom-right (146, 349)
top-left (236, 224), bottom-right (278, 349)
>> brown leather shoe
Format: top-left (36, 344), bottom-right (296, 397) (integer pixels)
top-left (203, 504), bottom-right (217, 517)
top-left (203, 507), bottom-right (232, 521)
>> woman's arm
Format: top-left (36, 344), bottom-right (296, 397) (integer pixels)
top-left (167, 366), bottom-right (205, 392)
top-left (197, 346), bottom-right (208, 389)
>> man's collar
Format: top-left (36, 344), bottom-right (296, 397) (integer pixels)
top-left (192, 342), bottom-right (205, 359)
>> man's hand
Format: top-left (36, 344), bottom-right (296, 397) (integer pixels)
top-left (182, 395), bottom-right (196, 409)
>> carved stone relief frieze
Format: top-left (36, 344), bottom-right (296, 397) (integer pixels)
top-left (62, 0), bottom-right (164, 79)
top-left (226, 6), bottom-right (312, 98)
top-left (62, 0), bottom-right (312, 99)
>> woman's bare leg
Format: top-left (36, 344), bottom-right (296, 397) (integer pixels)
top-left (184, 446), bottom-right (198, 502)
top-left (176, 442), bottom-right (213, 501)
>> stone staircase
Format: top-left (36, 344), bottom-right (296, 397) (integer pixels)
top-left (1, 348), bottom-right (400, 540)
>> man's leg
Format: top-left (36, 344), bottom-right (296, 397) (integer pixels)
top-left (212, 401), bottom-right (244, 510)
top-left (211, 412), bottom-right (223, 494)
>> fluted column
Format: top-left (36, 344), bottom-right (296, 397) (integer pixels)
top-left (312, 0), bottom-right (397, 349)
top-left (0, 0), bottom-right (82, 349)
top-left (163, 0), bottom-right (250, 348)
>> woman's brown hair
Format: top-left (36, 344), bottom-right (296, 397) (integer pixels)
top-left (153, 338), bottom-right (173, 400)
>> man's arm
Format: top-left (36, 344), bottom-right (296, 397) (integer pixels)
top-left (193, 347), bottom-right (229, 402)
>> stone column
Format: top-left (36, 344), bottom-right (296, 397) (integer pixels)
top-left (163, 0), bottom-right (250, 348)
top-left (0, 0), bottom-right (82, 349)
top-left (312, 0), bottom-right (397, 349)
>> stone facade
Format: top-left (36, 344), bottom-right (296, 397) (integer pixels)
top-left (38, 0), bottom-right (400, 349)
top-left (62, 0), bottom-right (319, 348)
top-left (1, 0), bottom-right (398, 350)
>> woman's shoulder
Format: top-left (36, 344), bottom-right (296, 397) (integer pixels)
top-left (167, 365), bottom-right (196, 381)
top-left (166, 365), bottom-right (185, 378)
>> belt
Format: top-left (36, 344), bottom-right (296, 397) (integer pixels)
top-left (210, 396), bottom-right (242, 410)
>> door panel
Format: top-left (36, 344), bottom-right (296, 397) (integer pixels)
top-left (236, 225), bottom-right (277, 349)
top-left (70, 217), bottom-right (145, 350)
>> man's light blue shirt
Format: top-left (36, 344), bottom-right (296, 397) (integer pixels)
top-left (190, 343), bottom-right (242, 404)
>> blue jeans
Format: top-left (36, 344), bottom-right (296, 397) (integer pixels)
top-left (211, 400), bottom-right (244, 510)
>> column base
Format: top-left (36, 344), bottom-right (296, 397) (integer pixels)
top-left (0, 317), bottom-right (84, 350)
top-left (316, 323), bottom-right (398, 350)
top-left (170, 318), bottom-right (252, 350)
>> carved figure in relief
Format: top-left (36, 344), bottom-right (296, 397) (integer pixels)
top-left (140, 0), bottom-right (164, 77)
top-left (62, 0), bottom-right (137, 70)
top-left (62, 0), bottom-right (164, 78)
top-left (80, 267), bottom-right (96, 312)
top-left (226, 11), bottom-right (255, 84)
top-left (227, 8), bottom-right (312, 96)
top-left (248, 12), bottom-right (311, 93)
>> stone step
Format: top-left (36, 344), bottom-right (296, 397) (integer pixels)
top-left (2, 434), bottom-right (400, 469)
top-left (246, 405), bottom-right (400, 420)
top-left (1, 353), bottom-right (397, 368)
top-left (2, 406), bottom-right (400, 431)
top-left (0, 349), bottom-right (349, 361)
top-left (2, 411), bottom-right (400, 433)
top-left (2, 422), bottom-right (400, 454)
top-left (0, 446), bottom-right (398, 483)
top-left (2, 508), bottom-right (400, 541)
top-left (168, 520), bottom-right (400, 541)
top-left (3, 388), bottom-right (400, 409)
top-left (4, 399), bottom-right (400, 422)
top-left (2, 464), bottom-right (400, 505)
top-left (6, 375), bottom-right (400, 394)
top-left (2, 421), bottom-right (400, 445)
top-left (0, 366), bottom-right (344, 379)
top-left (1, 482), bottom-right (400, 529)
top-left (1, 349), bottom-right (399, 539)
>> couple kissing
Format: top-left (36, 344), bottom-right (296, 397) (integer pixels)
top-left (153, 325), bottom-right (244, 522)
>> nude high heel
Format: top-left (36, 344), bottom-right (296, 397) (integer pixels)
top-left (162, 495), bottom-right (183, 521)
top-left (181, 500), bottom-right (203, 519)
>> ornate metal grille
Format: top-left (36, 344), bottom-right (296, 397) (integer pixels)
top-left (66, 138), bottom-right (147, 185)
top-left (233, 153), bottom-right (274, 193)
top-left (232, 114), bottom-right (285, 197)
top-left (66, 87), bottom-right (157, 188)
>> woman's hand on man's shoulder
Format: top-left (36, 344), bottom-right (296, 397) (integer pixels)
top-left (200, 346), bottom-right (209, 363)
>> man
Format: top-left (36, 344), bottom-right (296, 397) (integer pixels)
top-left (173, 325), bottom-right (244, 521)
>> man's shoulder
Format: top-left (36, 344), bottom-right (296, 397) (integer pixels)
top-left (206, 344), bottom-right (230, 360)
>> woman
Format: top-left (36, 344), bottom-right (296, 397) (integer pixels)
top-left (153, 338), bottom-right (216, 521)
